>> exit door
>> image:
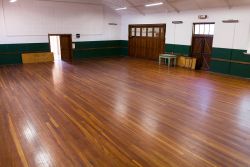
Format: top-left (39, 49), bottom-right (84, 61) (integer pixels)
top-left (191, 35), bottom-right (213, 70)
top-left (60, 35), bottom-right (73, 61)
top-left (49, 34), bottom-right (73, 61)
top-left (191, 23), bottom-right (215, 70)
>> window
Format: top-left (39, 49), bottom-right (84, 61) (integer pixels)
top-left (136, 28), bottom-right (141, 37)
top-left (154, 27), bottom-right (160, 37)
top-left (131, 27), bottom-right (135, 37)
top-left (148, 27), bottom-right (153, 37)
top-left (142, 28), bottom-right (147, 37)
top-left (194, 23), bottom-right (215, 35)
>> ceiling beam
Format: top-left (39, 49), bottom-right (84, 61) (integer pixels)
top-left (163, 0), bottom-right (180, 13)
top-left (193, 0), bottom-right (202, 10)
top-left (124, 0), bottom-right (145, 15)
top-left (224, 0), bottom-right (232, 9)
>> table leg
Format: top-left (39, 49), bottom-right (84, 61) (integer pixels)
top-left (168, 58), bottom-right (171, 67)
top-left (174, 58), bottom-right (176, 67)
top-left (159, 57), bottom-right (161, 65)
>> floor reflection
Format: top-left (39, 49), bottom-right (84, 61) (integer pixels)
top-left (238, 96), bottom-right (250, 128)
top-left (23, 121), bottom-right (37, 143)
top-left (114, 94), bottom-right (128, 119)
top-left (52, 61), bottom-right (63, 85)
top-left (35, 150), bottom-right (52, 167)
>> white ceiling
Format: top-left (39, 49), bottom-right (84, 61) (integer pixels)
top-left (42, 0), bottom-right (250, 14)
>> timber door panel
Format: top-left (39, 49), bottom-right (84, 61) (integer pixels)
top-left (129, 24), bottom-right (166, 60)
top-left (191, 36), bottom-right (213, 70)
top-left (60, 35), bottom-right (72, 61)
top-left (202, 37), bottom-right (213, 70)
top-left (191, 23), bottom-right (215, 70)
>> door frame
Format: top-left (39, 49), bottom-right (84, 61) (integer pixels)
top-left (191, 22), bottom-right (215, 70)
top-left (48, 34), bottom-right (73, 60)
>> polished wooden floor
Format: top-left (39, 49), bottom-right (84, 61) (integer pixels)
top-left (1, 57), bottom-right (250, 167)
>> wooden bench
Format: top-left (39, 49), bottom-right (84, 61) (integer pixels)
top-left (22, 52), bottom-right (54, 64)
top-left (159, 54), bottom-right (177, 67)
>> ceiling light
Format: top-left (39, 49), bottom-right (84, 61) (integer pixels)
top-left (145, 2), bottom-right (163, 7)
top-left (172, 21), bottom-right (183, 24)
top-left (222, 19), bottom-right (239, 23)
top-left (115, 7), bottom-right (127, 11)
top-left (9, 0), bottom-right (17, 2)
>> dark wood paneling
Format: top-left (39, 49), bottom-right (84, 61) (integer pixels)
top-left (60, 35), bottom-right (73, 61)
top-left (128, 24), bottom-right (166, 60)
top-left (191, 35), bottom-right (213, 70)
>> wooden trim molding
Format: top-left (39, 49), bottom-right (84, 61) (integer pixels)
top-left (74, 46), bottom-right (127, 51)
top-left (211, 58), bottom-right (250, 65)
top-left (0, 51), bottom-right (50, 55)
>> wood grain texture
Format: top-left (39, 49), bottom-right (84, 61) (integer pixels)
top-left (22, 52), bottom-right (54, 64)
top-left (0, 57), bottom-right (250, 167)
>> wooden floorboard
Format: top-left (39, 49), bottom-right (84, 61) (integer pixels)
top-left (0, 57), bottom-right (250, 167)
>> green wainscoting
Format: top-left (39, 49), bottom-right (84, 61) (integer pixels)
top-left (230, 63), bottom-right (250, 78)
top-left (0, 40), bottom-right (128, 65)
top-left (1, 41), bottom-right (249, 79)
top-left (210, 60), bottom-right (231, 74)
top-left (211, 47), bottom-right (250, 78)
top-left (165, 44), bottom-right (191, 56)
top-left (73, 40), bottom-right (128, 59)
top-left (0, 43), bottom-right (50, 65)
top-left (212, 47), bottom-right (232, 60)
top-left (231, 49), bottom-right (250, 62)
top-left (120, 40), bottom-right (128, 56)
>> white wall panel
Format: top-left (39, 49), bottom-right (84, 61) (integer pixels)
top-left (213, 22), bottom-right (235, 48)
top-left (121, 6), bottom-right (250, 50)
top-left (3, 0), bottom-right (104, 35)
top-left (0, 0), bottom-right (121, 44)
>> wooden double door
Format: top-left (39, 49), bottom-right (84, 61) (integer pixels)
top-left (191, 35), bottom-right (213, 70)
top-left (128, 24), bottom-right (166, 60)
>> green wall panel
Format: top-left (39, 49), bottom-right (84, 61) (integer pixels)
top-left (211, 47), bottom-right (250, 78)
top-left (73, 40), bottom-right (128, 59)
top-left (165, 44), bottom-right (191, 56)
top-left (210, 60), bottom-right (230, 74)
top-left (120, 40), bottom-right (128, 56)
top-left (231, 49), bottom-right (250, 62)
top-left (165, 44), bottom-right (175, 53)
top-left (212, 47), bottom-right (232, 60)
top-left (0, 54), bottom-right (22, 65)
top-left (0, 43), bottom-right (50, 65)
top-left (230, 63), bottom-right (250, 78)
top-left (75, 40), bottom-right (121, 49)
top-left (73, 48), bottom-right (123, 59)
top-left (174, 45), bottom-right (191, 55)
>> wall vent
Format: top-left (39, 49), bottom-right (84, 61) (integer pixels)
top-left (172, 21), bottom-right (183, 24)
top-left (222, 19), bottom-right (239, 23)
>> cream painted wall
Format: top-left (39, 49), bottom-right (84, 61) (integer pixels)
top-left (0, 0), bottom-right (121, 44)
top-left (121, 6), bottom-right (250, 50)
top-left (1, 0), bottom-right (250, 50)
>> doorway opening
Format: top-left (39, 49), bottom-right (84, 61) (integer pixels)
top-left (49, 34), bottom-right (73, 61)
top-left (49, 35), bottom-right (61, 61)
top-left (191, 23), bottom-right (215, 70)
